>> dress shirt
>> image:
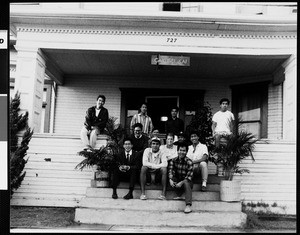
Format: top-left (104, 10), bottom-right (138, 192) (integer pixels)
top-left (187, 142), bottom-right (208, 162)
top-left (130, 113), bottom-right (154, 135)
top-left (125, 150), bottom-right (132, 162)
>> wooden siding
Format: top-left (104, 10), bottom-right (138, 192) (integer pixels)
top-left (234, 140), bottom-right (296, 214)
top-left (53, 75), bottom-right (230, 135)
top-left (10, 135), bottom-right (296, 215)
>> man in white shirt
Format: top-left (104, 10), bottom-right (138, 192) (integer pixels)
top-left (187, 131), bottom-right (209, 192)
top-left (140, 137), bottom-right (168, 200)
top-left (160, 133), bottom-right (178, 162)
top-left (212, 98), bottom-right (235, 147)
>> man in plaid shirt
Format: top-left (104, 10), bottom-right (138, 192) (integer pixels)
top-left (168, 141), bottom-right (194, 213)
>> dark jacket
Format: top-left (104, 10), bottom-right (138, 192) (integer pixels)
top-left (165, 117), bottom-right (184, 136)
top-left (84, 106), bottom-right (109, 131)
top-left (115, 150), bottom-right (142, 170)
top-left (130, 134), bottom-right (149, 154)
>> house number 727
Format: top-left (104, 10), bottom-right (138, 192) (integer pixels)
top-left (166, 38), bottom-right (177, 43)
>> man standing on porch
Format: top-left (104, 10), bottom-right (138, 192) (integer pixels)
top-left (130, 103), bottom-right (154, 137)
top-left (80, 95), bottom-right (109, 150)
top-left (212, 98), bottom-right (235, 147)
top-left (165, 106), bottom-right (184, 141)
top-left (187, 131), bottom-right (209, 192)
top-left (169, 141), bottom-right (194, 213)
top-left (140, 137), bottom-right (168, 200)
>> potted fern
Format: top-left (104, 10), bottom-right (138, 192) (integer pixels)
top-left (213, 129), bottom-right (257, 201)
top-left (76, 116), bottom-right (125, 187)
top-left (76, 142), bottom-right (118, 187)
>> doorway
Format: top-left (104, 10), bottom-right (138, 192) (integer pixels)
top-left (145, 96), bottom-right (179, 133)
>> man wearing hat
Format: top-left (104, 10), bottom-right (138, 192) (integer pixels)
top-left (140, 137), bottom-right (168, 200)
top-left (187, 130), bottom-right (209, 192)
top-left (173, 131), bottom-right (187, 145)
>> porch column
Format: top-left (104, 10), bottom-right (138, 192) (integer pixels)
top-left (14, 48), bottom-right (46, 133)
top-left (282, 55), bottom-right (297, 141)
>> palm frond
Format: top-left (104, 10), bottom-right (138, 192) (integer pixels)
top-left (215, 128), bottom-right (257, 180)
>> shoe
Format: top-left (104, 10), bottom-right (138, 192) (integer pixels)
top-left (201, 186), bottom-right (207, 192)
top-left (140, 194), bottom-right (147, 200)
top-left (123, 193), bottom-right (133, 200)
top-left (158, 195), bottom-right (166, 200)
top-left (112, 193), bottom-right (118, 199)
top-left (173, 196), bottom-right (184, 200)
top-left (184, 205), bottom-right (192, 213)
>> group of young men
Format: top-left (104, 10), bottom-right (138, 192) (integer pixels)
top-left (80, 95), bottom-right (235, 213)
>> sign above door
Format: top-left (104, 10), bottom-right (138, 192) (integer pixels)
top-left (151, 55), bottom-right (190, 66)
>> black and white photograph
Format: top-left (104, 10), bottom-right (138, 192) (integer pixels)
top-left (4, 2), bottom-right (297, 233)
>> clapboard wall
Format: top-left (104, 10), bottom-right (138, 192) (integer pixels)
top-left (53, 75), bottom-right (233, 135)
top-left (235, 140), bottom-right (296, 214)
top-left (53, 75), bottom-right (282, 139)
top-left (10, 135), bottom-right (296, 215)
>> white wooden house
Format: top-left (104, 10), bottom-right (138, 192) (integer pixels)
top-left (10, 2), bottom-right (296, 216)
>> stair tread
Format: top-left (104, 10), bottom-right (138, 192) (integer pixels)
top-left (78, 197), bottom-right (241, 212)
top-left (75, 208), bottom-right (246, 227)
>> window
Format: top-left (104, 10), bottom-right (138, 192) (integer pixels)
top-left (163, 2), bottom-right (181, 12)
top-left (232, 82), bottom-right (269, 139)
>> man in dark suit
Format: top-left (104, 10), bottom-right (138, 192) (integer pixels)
top-left (111, 137), bottom-right (142, 200)
top-left (80, 94), bottom-right (109, 150)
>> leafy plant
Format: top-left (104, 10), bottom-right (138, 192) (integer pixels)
top-left (10, 91), bottom-right (33, 196)
top-left (76, 116), bottom-right (126, 172)
top-left (214, 127), bottom-right (257, 180)
top-left (76, 144), bottom-right (117, 172)
top-left (104, 116), bottom-right (126, 150)
top-left (186, 101), bottom-right (214, 154)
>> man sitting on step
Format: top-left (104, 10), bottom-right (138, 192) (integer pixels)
top-left (187, 130), bottom-right (209, 192)
top-left (111, 137), bottom-right (142, 200)
top-left (168, 140), bottom-right (194, 214)
top-left (80, 94), bottom-right (109, 150)
top-left (140, 137), bottom-right (168, 200)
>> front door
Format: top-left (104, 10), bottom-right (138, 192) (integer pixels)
top-left (145, 96), bottom-right (179, 133)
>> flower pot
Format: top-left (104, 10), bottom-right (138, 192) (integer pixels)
top-left (91, 165), bottom-right (110, 188)
top-left (95, 170), bottom-right (110, 188)
top-left (220, 180), bottom-right (241, 202)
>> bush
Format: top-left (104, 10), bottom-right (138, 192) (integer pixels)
top-left (10, 92), bottom-right (33, 196)
top-left (186, 101), bottom-right (214, 153)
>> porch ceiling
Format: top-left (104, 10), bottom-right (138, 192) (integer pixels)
top-left (42, 49), bottom-right (289, 81)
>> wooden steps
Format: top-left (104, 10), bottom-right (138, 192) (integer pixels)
top-left (11, 134), bottom-right (296, 215)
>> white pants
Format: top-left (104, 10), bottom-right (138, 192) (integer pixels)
top-left (193, 161), bottom-right (208, 182)
top-left (80, 126), bottom-right (100, 148)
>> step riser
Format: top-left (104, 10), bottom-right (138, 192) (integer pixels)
top-left (75, 208), bottom-right (247, 227)
top-left (114, 182), bottom-right (220, 192)
top-left (86, 188), bottom-right (220, 201)
top-left (79, 198), bottom-right (241, 212)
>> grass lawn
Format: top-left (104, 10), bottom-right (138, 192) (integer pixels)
top-left (10, 206), bottom-right (296, 231)
top-left (10, 206), bottom-right (77, 228)
top-left (243, 210), bottom-right (296, 231)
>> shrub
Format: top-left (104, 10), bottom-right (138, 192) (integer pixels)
top-left (10, 92), bottom-right (33, 196)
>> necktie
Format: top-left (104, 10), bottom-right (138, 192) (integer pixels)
top-left (127, 153), bottom-right (130, 163)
